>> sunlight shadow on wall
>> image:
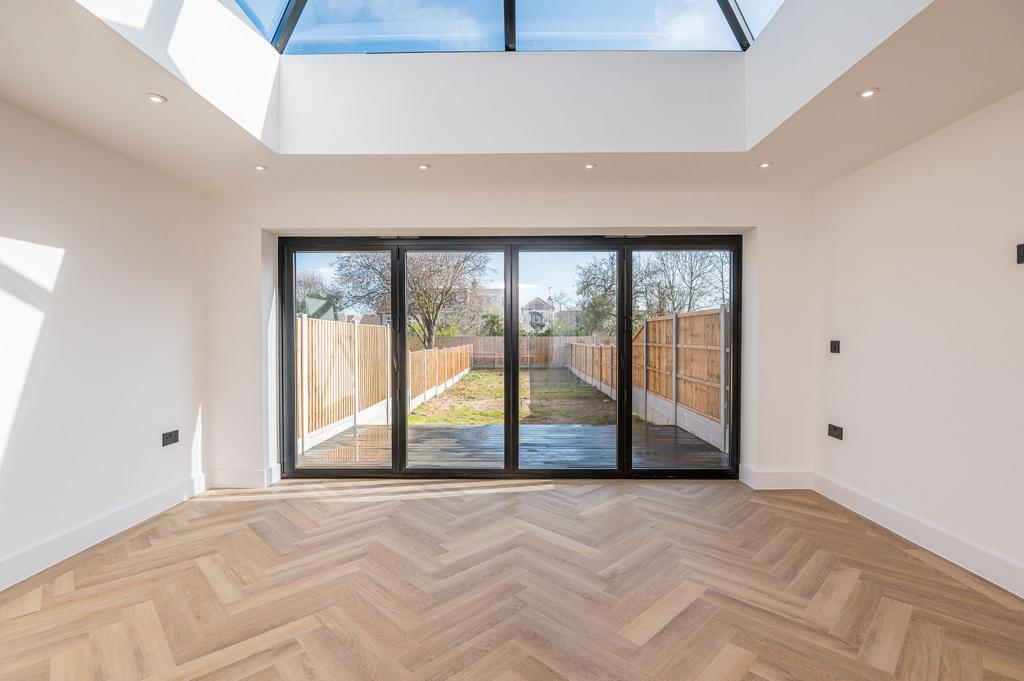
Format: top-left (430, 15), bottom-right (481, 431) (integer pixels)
top-left (77, 0), bottom-right (280, 143)
top-left (190, 405), bottom-right (205, 493)
top-left (0, 238), bottom-right (66, 470)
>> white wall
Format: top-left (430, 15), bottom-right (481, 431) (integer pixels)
top-left (812, 89), bottom-right (1024, 595)
top-left (279, 51), bottom-right (744, 154)
top-left (204, 190), bottom-right (817, 488)
top-left (745, 0), bottom-right (932, 146)
top-left (0, 99), bottom-right (207, 590)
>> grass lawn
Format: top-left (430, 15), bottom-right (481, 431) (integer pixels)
top-left (408, 368), bottom-right (622, 426)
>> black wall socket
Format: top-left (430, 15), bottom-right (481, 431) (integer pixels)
top-left (162, 430), bottom-right (179, 447)
top-left (827, 424), bottom-right (844, 440)
top-left (830, 340), bottom-right (841, 353)
top-left (1017, 243), bottom-right (1024, 264)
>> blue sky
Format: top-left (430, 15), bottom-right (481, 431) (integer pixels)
top-left (243, 0), bottom-right (785, 54)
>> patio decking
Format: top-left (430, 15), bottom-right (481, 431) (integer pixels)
top-left (297, 423), bottom-right (727, 470)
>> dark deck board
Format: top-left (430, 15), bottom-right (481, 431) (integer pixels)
top-left (298, 423), bottom-right (727, 470)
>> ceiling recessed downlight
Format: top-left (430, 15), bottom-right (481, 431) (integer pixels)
top-left (146, 93), bottom-right (167, 104)
top-left (584, 163), bottom-right (596, 170)
top-left (418, 164), bottom-right (431, 171)
top-left (758, 161), bottom-right (772, 169)
top-left (857, 87), bottom-right (880, 99)
top-left (254, 164), bottom-right (268, 171)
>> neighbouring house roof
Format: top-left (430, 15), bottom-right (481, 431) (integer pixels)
top-left (521, 297), bottom-right (554, 311)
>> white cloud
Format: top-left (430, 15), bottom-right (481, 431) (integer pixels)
top-left (310, 0), bottom-right (484, 48)
top-left (653, 0), bottom-right (733, 50)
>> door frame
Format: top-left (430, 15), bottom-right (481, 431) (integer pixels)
top-left (279, 235), bottom-right (742, 479)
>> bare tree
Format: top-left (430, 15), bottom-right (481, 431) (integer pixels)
top-left (295, 270), bottom-right (340, 315)
top-left (333, 251), bottom-right (493, 349)
top-left (332, 251), bottom-right (392, 317)
top-left (631, 251), bottom-right (723, 327)
top-left (710, 251), bottom-right (731, 307)
top-left (575, 254), bottom-right (618, 335)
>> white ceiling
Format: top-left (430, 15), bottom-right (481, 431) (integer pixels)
top-left (0, 0), bottom-right (1022, 194)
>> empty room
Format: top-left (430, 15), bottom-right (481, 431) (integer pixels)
top-left (1, 0), bottom-right (1023, 679)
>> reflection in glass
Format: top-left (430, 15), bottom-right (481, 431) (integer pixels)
top-left (518, 251), bottom-right (617, 469)
top-left (516, 0), bottom-right (740, 52)
top-left (631, 250), bottom-right (732, 469)
top-left (294, 251), bottom-right (393, 468)
top-left (406, 251), bottom-right (505, 468)
top-left (286, 0), bottom-right (505, 54)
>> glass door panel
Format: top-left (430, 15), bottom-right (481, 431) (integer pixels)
top-left (517, 251), bottom-right (618, 469)
top-left (293, 250), bottom-right (393, 469)
top-left (406, 250), bottom-right (506, 469)
top-left (630, 250), bottom-right (733, 470)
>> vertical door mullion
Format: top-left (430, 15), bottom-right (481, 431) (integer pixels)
top-left (505, 246), bottom-right (519, 472)
top-left (280, 243), bottom-right (296, 475)
top-left (393, 247), bottom-right (407, 473)
top-left (619, 247), bottom-right (632, 475)
top-left (729, 242), bottom-right (742, 477)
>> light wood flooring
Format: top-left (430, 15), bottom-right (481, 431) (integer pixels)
top-left (2, 480), bottom-right (1022, 680)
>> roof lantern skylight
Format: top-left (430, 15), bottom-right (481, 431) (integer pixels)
top-left (233, 0), bottom-right (786, 55)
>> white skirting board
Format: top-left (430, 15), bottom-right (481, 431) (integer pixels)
top-left (812, 473), bottom-right (1024, 598)
top-left (0, 475), bottom-right (203, 592)
top-left (738, 463), bottom-right (813, 489)
top-left (207, 465), bottom-right (279, 489)
top-left (738, 465), bottom-right (1024, 597)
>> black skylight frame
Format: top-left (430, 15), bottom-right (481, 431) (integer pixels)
top-left (269, 0), bottom-right (752, 55)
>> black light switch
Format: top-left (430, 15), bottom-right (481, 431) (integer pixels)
top-left (162, 430), bottom-right (179, 447)
top-left (827, 424), bottom-right (844, 440)
top-left (1017, 243), bottom-right (1024, 264)
top-left (830, 340), bottom-right (841, 354)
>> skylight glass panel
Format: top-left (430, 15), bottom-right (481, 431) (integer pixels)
top-left (516, 0), bottom-right (740, 52)
top-left (235, 0), bottom-right (290, 41)
top-left (735, 0), bottom-right (785, 38)
top-left (285, 0), bottom-right (506, 54)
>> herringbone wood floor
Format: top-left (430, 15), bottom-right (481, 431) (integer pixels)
top-left (2, 480), bottom-right (1022, 680)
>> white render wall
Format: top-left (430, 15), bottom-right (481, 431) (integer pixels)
top-left (204, 189), bottom-right (817, 490)
top-left (812, 89), bottom-right (1024, 595)
top-left (0, 99), bottom-right (207, 590)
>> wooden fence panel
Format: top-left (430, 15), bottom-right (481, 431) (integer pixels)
top-left (675, 310), bottom-right (722, 421)
top-left (426, 349), bottom-right (437, 388)
top-left (358, 324), bottom-right (390, 410)
top-left (297, 316), bottom-right (475, 439)
top-left (561, 308), bottom-right (728, 424)
top-left (409, 349), bottom-right (425, 398)
top-left (304, 317), bottom-right (356, 433)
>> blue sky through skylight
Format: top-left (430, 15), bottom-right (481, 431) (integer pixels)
top-left (516, 0), bottom-right (740, 51)
top-left (238, 0), bottom-right (789, 53)
top-left (286, 0), bottom-right (505, 54)
top-left (234, 0), bottom-right (291, 40)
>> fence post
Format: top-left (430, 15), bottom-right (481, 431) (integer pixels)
top-left (642, 320), bottom-right (649, 421)
top-left (298, 314), bottom-right (308, 454)
top-left (386, 325), bottom-right (391, 427)
top-left (672, 312), bottom-right (679, 427)
top-left (352, 320), bottom-right (360, 464)
top-left (720, 305), bottom-right (730, 452)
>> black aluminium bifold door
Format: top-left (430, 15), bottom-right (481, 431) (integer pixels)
top-left (280, 236), bottom-right (741, 479)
